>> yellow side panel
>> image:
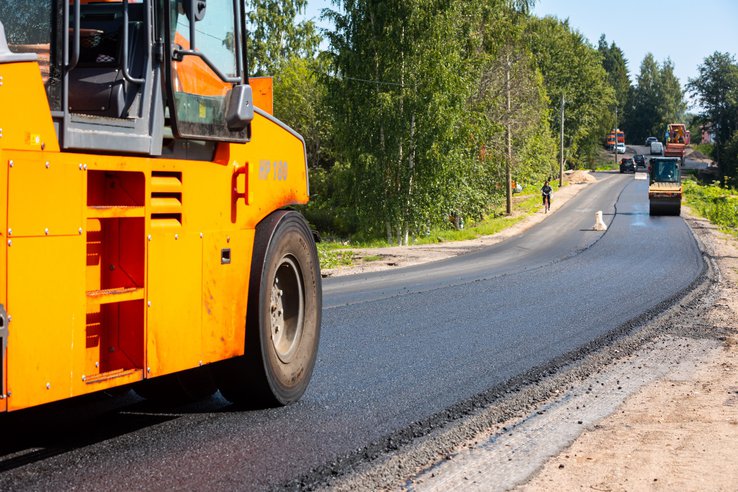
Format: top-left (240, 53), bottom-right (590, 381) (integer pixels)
top-left (8, 157), bottom-right (84, 237)
top-left (170, 160), bottom-right (233, 231)
top-left (0, 62), bottom-right (59, 152)
top-left (0, 150), bottom-right (6, 412)
top-left (146, 231), bottom-right (202, 377)
top-left (201, 229), bottom-right (251, 363)
top-left (6, 235), bottom-right (86, 410)
top-left (225, 112), bottom-right (309, 228)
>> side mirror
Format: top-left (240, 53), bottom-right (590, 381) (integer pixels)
top-left (225, 84), bottom-right (254, 131)
top-left (184, 0), bottom-right (207, 22)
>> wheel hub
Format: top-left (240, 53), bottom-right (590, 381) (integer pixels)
top-left (269, 256), bottom-right (304, 363)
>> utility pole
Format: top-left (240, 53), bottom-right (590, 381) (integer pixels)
top-left (559, 93), bottom-right (565, 187)
top-left (505, 53), bottom-right (512, 216)
top-left (614, 106), bottom-right (618, 168)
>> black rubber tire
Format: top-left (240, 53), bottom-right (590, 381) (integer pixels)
top-left (215, 211), bottom-right (321, 407)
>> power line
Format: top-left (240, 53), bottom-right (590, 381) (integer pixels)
top-left (339, 74), bottom-right (406, 88)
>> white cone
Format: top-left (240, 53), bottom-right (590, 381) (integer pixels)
top-left (593, 210), bottom-right (607, 231)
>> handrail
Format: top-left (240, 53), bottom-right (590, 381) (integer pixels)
top-left (67, 0), bottom-right (81, 71)
top-left (121, 0), bottom-right (149, 85)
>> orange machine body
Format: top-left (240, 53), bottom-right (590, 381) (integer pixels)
top-left (0, 58), bottom-right (308, 412)
top-left (664, 123), bottom-right (688, 161)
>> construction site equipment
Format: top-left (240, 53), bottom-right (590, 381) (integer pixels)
top-left (605, 129), bottom-right (625, 150)
top-left (0, 0), bottom-right (321, 412)
top-left (664, 123), bottom-right (688, 165)
top-left (648, 158), bottom-right (682, 216)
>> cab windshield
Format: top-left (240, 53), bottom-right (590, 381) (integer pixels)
top-left (652, 161), bottom-right (680, 183)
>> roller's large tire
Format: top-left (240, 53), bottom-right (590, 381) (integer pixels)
top-left (649, 201), bottom-right (681, 216)
top-left (215, 211), bottom-right (321, 407)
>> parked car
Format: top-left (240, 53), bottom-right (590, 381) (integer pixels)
top-left (645, 136), bottom-right (659, 146)
top-left (633, 154), bottom-right (646, 169)
top-left (619, 158), bottom-right (636, 173)
top-left (615, 142), bottom-right (626, 153)
top-left (650, 141), bottom-right (664, 155)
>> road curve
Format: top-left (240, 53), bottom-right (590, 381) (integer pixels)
top-left (0, 173), bottom-right (704, 490)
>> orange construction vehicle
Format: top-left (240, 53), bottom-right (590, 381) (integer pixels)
top-left (605, 129), bottom-right (624, 150)
top-left (664, 123), bottom-right (689, 165)
top-left (0, 0), bottom-right (321, 412)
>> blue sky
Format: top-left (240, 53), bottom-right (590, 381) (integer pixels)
top-left (532, 1), bottom-right (738, 93)
top-left (303, 1), bottom-right (738, 108)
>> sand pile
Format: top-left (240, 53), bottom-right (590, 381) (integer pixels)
top-left (565, 170), bottom-right (597, 184)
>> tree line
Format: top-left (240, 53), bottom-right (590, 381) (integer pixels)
top-left (245, 0), bottom-right (737, 242)
top-left (687, 52), bottom-right (738, 184)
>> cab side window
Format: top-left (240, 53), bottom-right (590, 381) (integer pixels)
top-left (169, 0), bottom-right (246, 141)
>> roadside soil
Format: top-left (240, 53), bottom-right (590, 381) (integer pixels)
top-left (518, 210), bottom-right (738, 491)
top-left (685, 146), bottom-right (717, 167)
top-left (323, 170), bottom-right (738, 490)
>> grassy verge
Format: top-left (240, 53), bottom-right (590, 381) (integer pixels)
top-left (317, 244), bottom-right (357, 270)
top-left (592, 147), bottom-right (620, 171)
top-left (683, 179), bottom-right (738, 235)
top-left (317, 183), bottom-right (559, 269)
top-left (413, 191), bottom-right (545, 245)
top-left (594, 156), bottom-right (620, 171)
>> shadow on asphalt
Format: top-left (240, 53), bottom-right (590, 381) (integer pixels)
top-left (0, 391), bottom-right (240, 472)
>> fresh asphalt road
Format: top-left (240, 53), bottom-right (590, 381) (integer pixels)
top-left (0, 173), bottom-right (704, 490)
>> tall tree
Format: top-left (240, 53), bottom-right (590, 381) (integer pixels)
top-left (470, 8), bottom-right (555, 214)
top-left (598, 35), bottom-right (630, 128)
top-left (273, 55), bottom-right (334, 170)
top-left (624, 53), bottom-right (661, 142)
top-left (625, 54), bottom-right (687, 143)
top-left (327, 0), bottom-right (478, 243)
top-left (526, 17), bottom-right (614, 167)
top-left (654, 58), bottom-right (687, 131)
top-left (688, 52), bottom-right (738, 181)
top-left (245, 0), bottom-right (321, 75)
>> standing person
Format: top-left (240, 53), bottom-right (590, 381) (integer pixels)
top-left (541, 180), bottom-right (553, 213)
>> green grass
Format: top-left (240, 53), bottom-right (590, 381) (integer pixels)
top-left (317, 245), bottom-right (356, 269)
top-left (683, 179), bottom-right (738, 235)
top-left (404, 186), bottom-right (553, 246)
top-left (592, 149), bottom-right (620, 171)
top-left (317, 183), bottom-right (562, 269)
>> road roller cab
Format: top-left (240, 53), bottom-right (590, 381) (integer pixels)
top-left (0, 0), bottom-right (321, 412)
top-left (648, 158), bottom-right (682, 216)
